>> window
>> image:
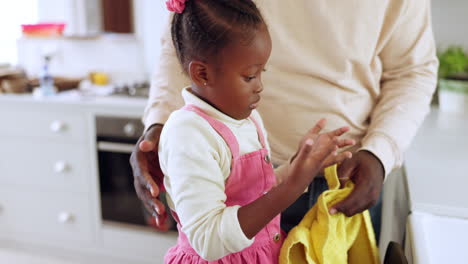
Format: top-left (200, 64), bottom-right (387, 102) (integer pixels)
top-left (0, 0), bottom-right (38, 65)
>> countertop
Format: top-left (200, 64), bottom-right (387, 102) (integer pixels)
top-left (405, 107), bottom-right (468, 219)
top-left (406, 212), bottom-right (468, 264)
top-left (0, 92), bottom-right (148, 118)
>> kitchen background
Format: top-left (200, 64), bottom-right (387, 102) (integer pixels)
top-left (0, 0), bottom-right (467, 264)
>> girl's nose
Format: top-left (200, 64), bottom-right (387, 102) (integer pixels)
top-left (255, 82), bottom-right (264, 94)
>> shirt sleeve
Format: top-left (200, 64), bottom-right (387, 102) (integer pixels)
top-left (359, 0), bottom-right (438, 176)
top-left (159, 112), bottom-right (254, 261)
top-left (142, 13), bottom-right (191, 130)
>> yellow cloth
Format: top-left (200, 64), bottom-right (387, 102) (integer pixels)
top-left (279, 165), bottom-right (380, 264)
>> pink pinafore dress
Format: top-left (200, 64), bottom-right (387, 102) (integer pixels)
top-left (164, 104), bottom-right (284, 263)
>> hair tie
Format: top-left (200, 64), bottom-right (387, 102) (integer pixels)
top-left (166, 0), bottom-right (187, 14)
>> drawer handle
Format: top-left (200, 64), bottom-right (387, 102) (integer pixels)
top-left (54, 161), bottom-right (70, 173)
top-left (57, 212), bottom-right (74, 224)
top-left (123, 123), bottom-right (137, 137)
top-left (50, 120), bottom-right (67, 133)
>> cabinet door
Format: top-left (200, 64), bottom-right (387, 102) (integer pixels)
top-left (0, 108), bottom-right (87, 143)
top-left (0, 139), bottom-right (91, 192)
top-left (0, 189), bottom-right (94, 244)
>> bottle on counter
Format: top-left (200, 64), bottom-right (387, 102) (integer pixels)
top-left (38, 55), bottom-right (56, 96)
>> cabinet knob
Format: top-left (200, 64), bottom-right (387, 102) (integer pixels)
top-left (54, 161), bottom-right (70, 173)
top-left (57, 212), bottom-right (74, 224)
top-left (123, 122), bottom-right (136, 137)
top-left (50, 120), bottom-right (67, 133)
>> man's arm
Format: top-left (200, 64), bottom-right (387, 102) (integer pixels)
top-left (359, 0), bottom-right (438, 175)
top-left (131, 13), bottom-right (190, 229)
top-left (142, 13), bottom-right (190, 130)
top-left (332, 0), bottom-right (438, 217)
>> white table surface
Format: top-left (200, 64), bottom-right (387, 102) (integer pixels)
top-left (406, 212), bottom-right (468, 264)
top-left (405, 108), bottom-right (468, 219)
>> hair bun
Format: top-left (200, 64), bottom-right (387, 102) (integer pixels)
top-left (166, 0), bottom-right (187, 13)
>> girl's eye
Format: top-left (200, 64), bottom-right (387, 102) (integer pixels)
top-left (262, 68), bottom-right (267, 72)
top-left (245, 76), bottom-right (256, 82)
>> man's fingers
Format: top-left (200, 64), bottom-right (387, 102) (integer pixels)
top-left (140, 124), bottom-right (163, 152)
top-left (309, 118), bottom-right (327, 134)
top-left (135, 180), bottom-right (166, 216)
top-left (133, 144), bottom-right (160, 197)
top-left (334, 151), bottom-right (353, 164)
top-left (143, 172), bottom-right (160, 197)
top-left (154, 213), bottom-right (168, 229)
top-left (139, 140), bottom-right (155, 152)
top-left (135, 181), bottom-right (158, 214)
top-left (330, 184), bottom-right (368, 216)
top-left (152, 198), bottom-right (166, 215)
top-left (337, 159), bottom-right (354, 187)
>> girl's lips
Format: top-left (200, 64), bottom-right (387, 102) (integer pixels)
top-left (249, 98), bottom-right (261, 109)
top-left (249, 103), bottom-right (259, 109)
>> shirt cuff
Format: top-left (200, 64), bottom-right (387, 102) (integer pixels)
top-left (219, 206), bottom-right (254, 253)
top-left (142, 105), bottom-right (172, 131)
top-left (359, 132), bottom-right (401, 180)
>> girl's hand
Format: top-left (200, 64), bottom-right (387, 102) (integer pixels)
top-left (288, 119), bottom-right (355, 186)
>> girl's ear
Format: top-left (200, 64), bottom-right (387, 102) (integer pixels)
top-left (188, 61), bottom-right (209, 87)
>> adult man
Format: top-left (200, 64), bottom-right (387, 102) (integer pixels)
top-left (131, 0), bottom-right (438, 243)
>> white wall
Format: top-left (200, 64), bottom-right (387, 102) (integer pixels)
top-left (37, 0), bottom-right (101, 35)
top-left (431, 0), bottom-right (468, 50)
top-left (0, 0), bottom-right (38, 65)
top-left (15, 0), bottom-right (468, 83)
top-left (135, 0), bottom-right (169, 78)
top-left (17, 35), bottom-right (146, 84)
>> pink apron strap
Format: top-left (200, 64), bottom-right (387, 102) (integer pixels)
top-left (182, 105), bottom-right (240, 159)
top-left (248, 116), bottom-right (267, 149)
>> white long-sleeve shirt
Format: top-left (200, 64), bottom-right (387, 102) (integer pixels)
top-left (145, 0), bottom-right (438, 177)
top-left (159, 88), bottom-right (289, 260)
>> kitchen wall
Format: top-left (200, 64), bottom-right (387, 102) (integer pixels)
top-left (16, 35), bottom-right (146, 83)
top-left (431, 0), bottom-right (468, 49)
top-left (16, 0), bottom-right (167, 83)
top-left (135, 0), bottom-right (169, 78)
top-left (15, 0), bottom-right (467, 82)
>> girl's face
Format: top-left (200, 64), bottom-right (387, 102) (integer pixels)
top-left (196, 26), bottom-right (272, 120)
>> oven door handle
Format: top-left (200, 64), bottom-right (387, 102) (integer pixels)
top-left (97, 141), bottom-right (136, 154)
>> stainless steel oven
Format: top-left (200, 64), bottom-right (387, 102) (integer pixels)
top-left (96, 116), bottom-right (154, 227)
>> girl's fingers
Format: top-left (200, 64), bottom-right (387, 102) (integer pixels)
top-left (328, 126), bottom-right (350, 137)
top-left (337, 138), bottom-right (355, 148)
top-left (296, 139), bottom-right (314, 161)
top-left (322, 151), bottom-right (353, 168)
top-left (309, 118), bottom-right (327, 134)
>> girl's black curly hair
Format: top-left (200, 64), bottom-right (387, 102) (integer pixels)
top-left (171, 0), bottom-right (265, 73)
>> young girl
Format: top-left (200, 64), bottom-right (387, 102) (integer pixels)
top-left (159, 0), bottom-right (355, 263)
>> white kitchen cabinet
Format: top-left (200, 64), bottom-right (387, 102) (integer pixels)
top-left (0, 95), bottom-right (177, 264)
top-left (0, 100), bottom-right (95, 249)
top-left (0, 189), bottom-right (94, 244)
top-left (0, 139), bottom-right (90, 192)
top-left (0, 109), bottom-right (87, 143)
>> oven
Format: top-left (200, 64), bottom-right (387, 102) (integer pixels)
top-left (95, 116), bottom-right (174, 229)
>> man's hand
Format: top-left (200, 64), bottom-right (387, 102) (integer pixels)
top-left (330, 150), bottom-right (385, 216)
top-left (130, 124), bottom-right (168, 229)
